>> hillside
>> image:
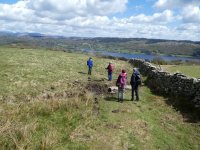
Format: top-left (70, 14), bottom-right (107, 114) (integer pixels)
top-left (0, 33), bottom-right (200, 57)
top-left (0, 47), bottom-right (200, 149)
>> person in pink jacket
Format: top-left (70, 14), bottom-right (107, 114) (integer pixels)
top-left (116, 69), bottom-right (127, 103)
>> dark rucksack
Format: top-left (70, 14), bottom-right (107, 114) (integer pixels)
top-left (135, 74), bottom-right (141, 85)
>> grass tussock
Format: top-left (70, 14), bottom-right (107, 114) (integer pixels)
top-left (0, 94), bottom-right (96, 149)
top-left (0, 121), bottom-right (38, 149)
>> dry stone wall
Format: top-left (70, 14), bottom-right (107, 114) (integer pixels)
top-left (129, 59), bottom-right (200, 108)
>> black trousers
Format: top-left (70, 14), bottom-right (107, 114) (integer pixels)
top-left (131, 84), bottom-right (139, 100)
top-left (88, 67), bottom-right (92, 75)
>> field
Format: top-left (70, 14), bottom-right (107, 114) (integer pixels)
top-left (0, 47), bottom-right (200, 149)
top-left (161, 65), bottom-right (200, 78)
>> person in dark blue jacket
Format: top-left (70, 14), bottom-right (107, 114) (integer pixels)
top-left (130, 68), bottom-right (141, 101)
top-left (87, 57), bottom-right (93, 75)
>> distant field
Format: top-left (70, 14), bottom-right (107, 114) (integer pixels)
top-left (0, 47), bottom-right (199, 149)
top-left (161, 65), bottom-right (200, 78)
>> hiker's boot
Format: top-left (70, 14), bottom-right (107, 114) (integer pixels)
top-left (136, 97), bottom-right (139, 101)
top-left (131, 98), bottom-right (134, 101)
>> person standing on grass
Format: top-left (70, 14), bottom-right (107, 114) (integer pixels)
top-left (130, 68), bottom-right (141, 101)
top-left (116, 69), bottom-right (127, 103)
top-left (87, 57), bottom-right (93, 75)
top-left (105, 62), bottom-right (114, 81)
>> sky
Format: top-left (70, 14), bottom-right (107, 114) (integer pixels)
top-left (0, 0), bottom-right (200, 41)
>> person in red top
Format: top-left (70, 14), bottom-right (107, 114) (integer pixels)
top-left (106, 62), bottom-right (114, 81)
top-left (116, 69), bottom-right (127, 103)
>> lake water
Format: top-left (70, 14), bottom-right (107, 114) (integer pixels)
top-left (84, 50), bottom-right (199, 61)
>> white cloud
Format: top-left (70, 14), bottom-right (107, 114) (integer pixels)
top-left (128, 10), bottom-right (174, 24)
top-left (0, 2), bottom-right (34, 22)
top-left (174, 23), bottom-right (200, 40)
top-left (153, 0), bottom-right (200, 29)
top-left (0, 0), bottom-right (199, 41)
top-left (0, 0), bottom-right (128, 21)
top-left (27, 0), bottom-right (128, 19)
top-left (1, 14), bottom-right (199, 41)
top-left (154, 0), bottom-right (200, 9)
top-left (182, 5), bottom-right (200, 23)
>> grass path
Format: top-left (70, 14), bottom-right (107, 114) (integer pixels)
top-left (0, 47), bottom-right (199, 149)
top-left (73, 86), bottom-right (200, 149)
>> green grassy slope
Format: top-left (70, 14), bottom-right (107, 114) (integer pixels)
top-left (0, 47), bottom-right (199, 149)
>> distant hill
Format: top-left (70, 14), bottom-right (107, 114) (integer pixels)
top-left (0, 32), bottom-right (200, 57)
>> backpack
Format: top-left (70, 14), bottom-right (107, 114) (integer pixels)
top-left (135, 74), bottom-right (141, 85)
top-left (109, 64), bottom-right (114, 71)
top-left (119, 74), bottom-right (127, 87)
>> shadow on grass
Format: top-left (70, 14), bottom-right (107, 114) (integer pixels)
top-left (143, 79), bottom-right (200, 123)
top-left (146, 89), bottom-right (200, 123)
top-left (93, 78), bottom-right (106, 82)
top-left (104, 96), bottom-right (132, 102)
top-left (78, 71), bottom-right (87, 74)
top-left (164, 96), bottom-right (200, 123)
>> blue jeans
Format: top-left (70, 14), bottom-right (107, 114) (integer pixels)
top-left (108, 72), bottom-right (112, 81)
